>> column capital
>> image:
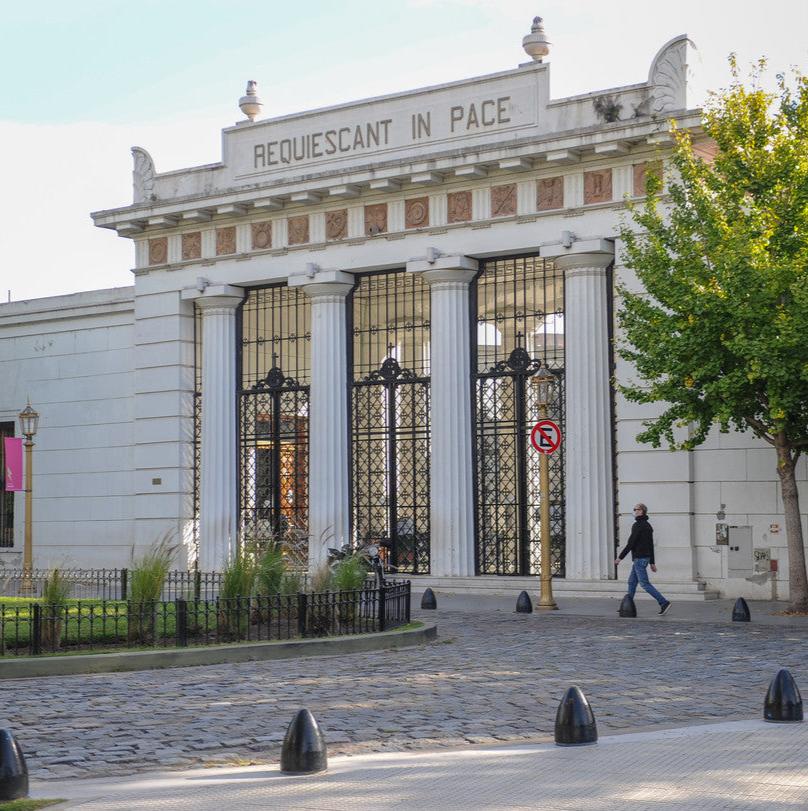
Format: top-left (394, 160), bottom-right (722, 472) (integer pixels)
top-left (181, 284), bottom-right (244, 310)
top-left (540, 238), bottom-right (614, 272)
top-left (288, 268), bottom-right (354, 299)
top-left (406, 253), bottom-right (478, 280)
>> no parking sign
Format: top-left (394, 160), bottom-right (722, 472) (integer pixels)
top-left (530, 419), bottom-right (562, 455)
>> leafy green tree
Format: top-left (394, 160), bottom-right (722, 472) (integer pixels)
top-left (619, 59), bottom-right (808, 611)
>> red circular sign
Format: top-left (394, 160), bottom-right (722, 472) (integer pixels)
top-left (530, 419), bottom-right (562, 455)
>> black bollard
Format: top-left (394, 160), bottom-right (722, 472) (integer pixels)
top-left (421, 587), bottom-right (437, 610)
top-left (732, 597), bottom-right (751, 622)
top-left (516, 591), bottom-right (533, 614)
top-left (764, 669), bottom-right (803, 723)
top-left (0, 729), bottom-right (28, 801)
top-left (280, 709), bottom-right (328, 774)
top-left (554, 686), bottom-right (598, 746)
top-left (618, 594), bottom-right (637, 618)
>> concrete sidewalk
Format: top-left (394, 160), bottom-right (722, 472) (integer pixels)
top-left (37, 719), bottom-right (808, 810)
top-left (420, 590), bottom-right (808, 627)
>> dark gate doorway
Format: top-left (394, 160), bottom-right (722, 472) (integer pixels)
top-left (351, 271), bottom-right (431, 574)
top-left (238, 286), bottom-right (310, 569)
top-left (473, 255), bottom-right (566, 576)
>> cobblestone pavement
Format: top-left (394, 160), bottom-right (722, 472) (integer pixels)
top-left (6, 600), bottom-right (808, 782)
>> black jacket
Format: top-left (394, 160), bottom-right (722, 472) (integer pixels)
top-left (618, 515), bottom-right (655, 564)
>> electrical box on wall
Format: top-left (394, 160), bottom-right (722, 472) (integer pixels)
top-left (727, 525), bottom-right (753, 577)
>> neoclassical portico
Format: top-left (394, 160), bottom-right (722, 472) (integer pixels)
top-left (84, 26), bottom-right (716, 595)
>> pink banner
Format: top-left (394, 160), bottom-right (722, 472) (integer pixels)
top-left (3, 437), bottom-right (23, 492)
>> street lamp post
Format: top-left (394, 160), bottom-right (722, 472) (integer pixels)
top-left (18, 401), bottom-right (39, 594)
top-left (533, 369), bottom-right (558, 611)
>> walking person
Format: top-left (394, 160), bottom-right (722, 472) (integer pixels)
top-left (615, 503), bottom-right (671, 615)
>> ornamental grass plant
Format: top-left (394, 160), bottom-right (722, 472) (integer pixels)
top-left (128, 536), bottom-right (175, 643)
top-left (41, 568), bottom-right (71, 649)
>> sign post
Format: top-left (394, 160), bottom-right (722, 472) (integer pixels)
top-left (530, 417), bottom-right (562, 610)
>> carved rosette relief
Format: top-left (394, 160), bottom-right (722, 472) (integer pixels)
top-left (405, 197), bottom-right (429, 229)
top-left (148, 237), bottom-right (168, 266)
top-left (364, 204), bottom-right (387, 235)
top-left (447, 190), bottom-right (472, 223)
top-left (181, 231), bottom-right (201, 261)
top-left (216, 226), bottom-right (236, 255)
top-left (288, 215), bottom-right (310, 245)
top-left (490, 184), bottom-right (517, 217)
top-left (326, 209), bottom-right (348, 241)
top-left (632, 161), bottom-right (663, 197)
top-left (583, 169), bottom-right (613, 205)
top-left (537, 176), bottom-right (564, 210)
top-left (251, 221), bottom-right (272, 250)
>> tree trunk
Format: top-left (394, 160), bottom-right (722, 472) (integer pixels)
top-left (775, 432), bottom-right (808, 612)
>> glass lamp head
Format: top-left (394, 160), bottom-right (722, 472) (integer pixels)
top-left (18, 401), bottom-right (39, 438)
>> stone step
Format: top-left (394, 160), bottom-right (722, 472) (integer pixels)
top-left (407, 575), bottom-right (721, 601)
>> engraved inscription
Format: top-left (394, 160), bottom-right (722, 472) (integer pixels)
top-left (181, 231), bottom-right (201, 260)
top-left (632, 161), bottom-right (663, 197)
top-left (584, 169), bottom-right (613, 205)
top-left (537, 176), bottom-right (564, 211)
top-left (251, 221), bottom-right (272, 250)
top-left (216, 226), bottom-right (236, 255)
top-left (326, 209), bottom-right (348, 240)
top-left (364, 203), bottom-right (388, 235)
top-left (405, 197), bottom-right (429, 229)
top-left (148, 237), bottom-right (167, 266)
top-left (288, 215), bottom-right (310, 245)
top-left (490, 184), bottom-right (517, 217)
top-left (447, 191), bottom-right (472, 223)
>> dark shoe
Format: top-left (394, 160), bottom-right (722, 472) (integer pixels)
top-left (658, 601), bottom-right (671, 615)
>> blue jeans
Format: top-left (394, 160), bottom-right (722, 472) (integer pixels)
top-left (627, 558), bottom-right (667, 606)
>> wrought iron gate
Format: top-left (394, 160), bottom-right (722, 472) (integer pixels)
top-left (474, 255), bottom-right (566, 576)
top-left (238, 286), bottom-right (311, 569)
top-left (351, 271), bottom-right (431, 574)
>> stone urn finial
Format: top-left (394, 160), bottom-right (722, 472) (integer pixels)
top-left (523, 16), bottom-right (551, 62)
top-left (239, 80), bottom-right (263, 122)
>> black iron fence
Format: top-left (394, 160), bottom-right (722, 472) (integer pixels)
top-left (0, 580), bottom-right (411, 657)
top-left (0, 569), bottom-right (225, 601)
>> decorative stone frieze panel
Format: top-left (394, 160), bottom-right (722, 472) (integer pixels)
top-left (148, 237), bottom-right (167, 266)
top-left (447, 190), bottom-right (472, 223)
top-left (538, 176), bottom-right (564, 210)
top-left (364, 203), bottom-right (387, 235)
top-left (181, 231), bottom-right (201, 260)
top-left (326, 209), bottom-right (348, 240)
top-left (632, 161), bottom-right (662, 197)
top-left (490, 184), bottom-right (517, 217)
top-left (288, 215), bottom-right (310, 245)
top-left (405, 197), bottom-right (429, 229)
top-left (251, 221), bottom-right (272, 250)
top-left (215, 226), bottom-right (236, 255)
top-left (583, 169), bottom-right (613, 204)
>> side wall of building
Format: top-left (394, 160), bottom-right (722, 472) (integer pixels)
top-left (0, 288), bottom-right (137, 569)
top-left (613, 241), bottom-right (808, 600)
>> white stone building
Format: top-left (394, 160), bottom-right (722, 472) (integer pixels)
top-left (1, 24), bottom-right (804, 599)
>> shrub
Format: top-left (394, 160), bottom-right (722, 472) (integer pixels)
top-left (218, 553), bottom-right (255, 638)
top-left (254, 545), bottom-right (285, 596)
top-left (129, 536), bottom-right (176, 643)
top-left (332, 554), bottom-right (368, 593)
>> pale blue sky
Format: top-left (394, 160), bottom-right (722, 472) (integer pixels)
top-left (2, 0), bottom-right (807, 300)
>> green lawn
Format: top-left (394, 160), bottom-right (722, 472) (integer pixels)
top-left (0, 799), bottom-right (64, 811)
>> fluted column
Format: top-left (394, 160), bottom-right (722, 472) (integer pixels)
top-left (408, 254), bottom-right (478, 576)
top-left (291, 271), bottom-right (354, 570)
top-left (542, 239), bottom-right (615, 580)
top-left (193, 285), bottom-right (244, 572)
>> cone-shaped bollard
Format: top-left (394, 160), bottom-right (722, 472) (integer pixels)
top-left (618, 594), bottom-right (637, 618)
top-left (732, 597), bottom-right (751, 622)
top-left (516, 591), bottom-right (533, 614)
top-left (764, 669), bottom-right (803, 723)
top-left (421, 587), bottom-right (437, 610)
top-left (280, 709), bottom-right (328, 774)
top-left (0, 729), bottom-right (28, 801)
top-left (554, 686), bottom-right (598, 746)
